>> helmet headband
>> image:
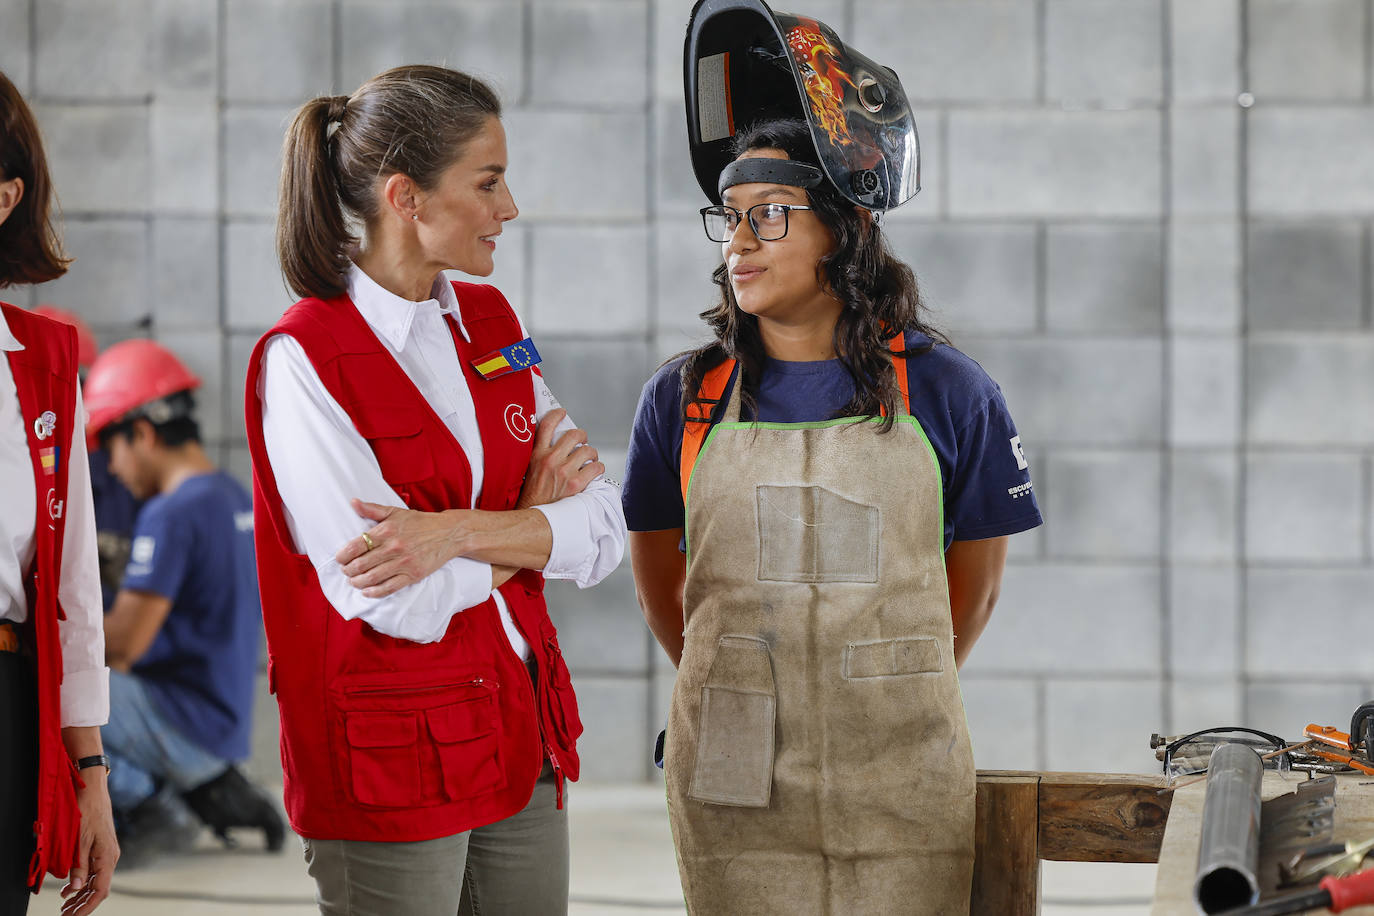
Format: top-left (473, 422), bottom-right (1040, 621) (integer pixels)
top-left (718, 157), bottom-right (823, 197)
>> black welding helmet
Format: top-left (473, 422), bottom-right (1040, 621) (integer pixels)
top-left (683, 0), bottom-right (919, 211)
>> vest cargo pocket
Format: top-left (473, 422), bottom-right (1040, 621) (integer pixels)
top-left (334, 672), bottom-right (500, 808)
top-left (688, 635), bottom-right (776, 807)
top-left (542, 634), bottom-right (585, 746)
top-left (425, 696), bottom-right (504, 801)
top-left (344, 712), bottom-right (421, 808)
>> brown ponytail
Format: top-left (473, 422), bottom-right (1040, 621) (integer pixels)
top-left (276, 66), bottom-right (502, 301)
top-left (0, 70), bottom-right (71, 287)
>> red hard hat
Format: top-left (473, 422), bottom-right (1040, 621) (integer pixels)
top-left (84, 339), bottom-right (201, 442)
top-left (32, 304), bottom-right (99, 368)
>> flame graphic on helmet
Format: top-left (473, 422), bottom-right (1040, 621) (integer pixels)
top-left (785, 20), bottom-right (858, 148)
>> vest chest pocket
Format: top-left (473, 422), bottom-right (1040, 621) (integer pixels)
top-left (349, 405), bottom-right (436, 484)
top-left (336, 673), bottom-right (502, 809)
top-left (688, 635), bottom-right (776, 807)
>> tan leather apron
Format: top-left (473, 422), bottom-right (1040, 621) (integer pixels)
top-left (665, 362), bottom-right (976, 916)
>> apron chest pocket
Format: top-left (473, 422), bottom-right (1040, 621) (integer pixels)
top-left (344, 713), bottom-right (422, 808)
top-left (688, 635), bottom-right (776, 808)
top-left (756, 485), bottom-right (878, 583)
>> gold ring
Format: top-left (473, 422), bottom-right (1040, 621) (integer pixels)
top-left (361, 531), bottom-right (375, 551)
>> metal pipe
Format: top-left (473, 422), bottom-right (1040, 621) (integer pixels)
top-left (1195, 743), bottom-right (1264, 914)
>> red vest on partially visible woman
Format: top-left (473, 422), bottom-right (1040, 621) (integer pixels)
top-left (243, 282), bottom-right (583, 843)
top-left (1, 303), bottom-right (84, 888)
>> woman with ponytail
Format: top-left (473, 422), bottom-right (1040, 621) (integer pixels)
top-left (245, 65), bottom-right (625, 915)
top-left (0, 70), bottom-right (118, 916)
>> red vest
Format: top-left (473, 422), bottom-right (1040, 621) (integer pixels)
top-left (1, 303), bottom-right (83, 888)
top-left (243, 283), bottom-right (583, 842)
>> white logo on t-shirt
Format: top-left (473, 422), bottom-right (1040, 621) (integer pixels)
top-left (131, 536), bottom-right (155, 565)
top-left (1010, 435), bottom-right (1028, 471)
top-left (234, 511), bottom-right (255, 533)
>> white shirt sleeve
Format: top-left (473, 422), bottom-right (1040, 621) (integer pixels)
top-left (57, 387), bottom-right (110, 727)
top-left (528, 370), bottom-right (627, 588)
top-left (257, 334), bottom-right (496, 645)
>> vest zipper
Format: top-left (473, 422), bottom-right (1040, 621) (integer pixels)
top-left (546, 743), bottom-right (565, 809)
top-left (342, 675), bottom-right (494, 697)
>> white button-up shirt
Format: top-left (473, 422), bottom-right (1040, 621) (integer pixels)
top-left (0, 307), bottom-right (109, 727)
top-left (256, 266), bottom-right (626, 656)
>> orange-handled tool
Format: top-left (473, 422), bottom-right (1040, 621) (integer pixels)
top-left (1305, 724), bottom-right (1354, 751)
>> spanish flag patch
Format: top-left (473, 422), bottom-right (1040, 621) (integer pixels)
top-left (471, 337), bottom-right (542, 380)
top-left (40, 446), bottom-right (58, 475)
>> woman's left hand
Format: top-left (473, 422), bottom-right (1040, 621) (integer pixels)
top-left (335, 499), bottom-right (463, 598)
top-left (60, 770), bottom-right (118, 916)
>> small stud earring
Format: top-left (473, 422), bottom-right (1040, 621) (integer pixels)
top-left (411, 214), bottom-right (418, 221)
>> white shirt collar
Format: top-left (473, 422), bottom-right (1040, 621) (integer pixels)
top-left (0, 308), bottom-right (23, 353)
top-left (347, 264), bottom-right (471, 350)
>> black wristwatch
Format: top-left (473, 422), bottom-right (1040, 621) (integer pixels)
top-left (75, 754), bottom-right (112, 774)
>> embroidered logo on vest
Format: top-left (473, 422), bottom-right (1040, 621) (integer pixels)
top-left (34, 409), bottom-right (57, 440)
top-left (46, 488), bottom-right (64, 526)
top-left (504, 403), bottom-right (535, 443)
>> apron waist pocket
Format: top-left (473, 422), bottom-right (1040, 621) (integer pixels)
top-left (842, 636), bottom-right (943, 680)
top-left (688, 635), bottom-right (776, 808)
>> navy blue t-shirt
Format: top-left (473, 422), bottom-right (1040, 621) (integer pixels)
top-left (623, 332), bottom-right (1043, 548)
top-left (122, 471), bottom-right (260, 761)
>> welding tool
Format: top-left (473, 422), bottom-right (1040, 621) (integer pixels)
top-left (1216, 867), bottom-right (1374, 915)
top-left (1279, 835), bottom-right (1374, 887)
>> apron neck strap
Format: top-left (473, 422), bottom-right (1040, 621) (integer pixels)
top-left (722, 361), bottom-right (744, 422)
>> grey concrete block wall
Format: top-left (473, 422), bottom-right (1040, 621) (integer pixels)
top-left (11, 0), bottom-right (1374, 783)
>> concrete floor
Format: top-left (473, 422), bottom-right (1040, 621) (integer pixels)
top-left (27, 783), bottom-right (1156, 915)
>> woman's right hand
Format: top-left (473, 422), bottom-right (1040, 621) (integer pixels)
top-left (517, 408), bottom-right (605, 508)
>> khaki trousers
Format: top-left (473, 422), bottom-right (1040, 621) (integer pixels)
top-left (303, 765), bottom-right (567, 916)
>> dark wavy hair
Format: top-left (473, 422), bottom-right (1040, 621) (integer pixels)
top-left (679, 119), bottom-right (945, 431)
top-left (0, 70), bottom-right (70, 287)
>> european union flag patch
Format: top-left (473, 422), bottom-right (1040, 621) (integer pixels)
top-left (472, 337), bottom-right (541, 380)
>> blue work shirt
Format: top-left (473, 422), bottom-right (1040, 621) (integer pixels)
top-left (122, 470), bottom-right (260, 761)
top-left (623, 332), bottom-right (1043, 548)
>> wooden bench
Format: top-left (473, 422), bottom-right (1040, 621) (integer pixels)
top-left (972, 770), bottom-right (1172, 915)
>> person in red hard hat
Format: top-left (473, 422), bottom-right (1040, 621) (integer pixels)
top-left (0, 69), bottom-right (118, 916)
top-left (83, 340), bottom-right (283, 867)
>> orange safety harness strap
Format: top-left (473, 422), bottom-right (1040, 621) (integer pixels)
top-left (679, 333), bottom-right (910, 506)
top-left (679, 359), bottom-right (735, 506)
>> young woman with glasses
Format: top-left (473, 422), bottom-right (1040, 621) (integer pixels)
top-left (622, 118), bottom-right (1043, 913)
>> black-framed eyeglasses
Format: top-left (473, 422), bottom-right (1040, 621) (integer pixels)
top-left (700, 203), bottom-right (813, 243)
